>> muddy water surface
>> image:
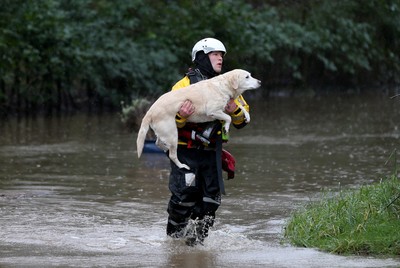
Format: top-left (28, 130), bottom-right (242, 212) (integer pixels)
top-left (0, 94), bottom-right (399, 267)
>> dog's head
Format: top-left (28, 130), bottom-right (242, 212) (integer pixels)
top-left (227, 69), bottom-right (261, 95)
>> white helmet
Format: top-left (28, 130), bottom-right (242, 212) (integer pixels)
top-left (191, 38), bottom-right (226, 62)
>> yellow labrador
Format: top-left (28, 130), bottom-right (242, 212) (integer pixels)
top-left (136, 69), bottom-right (261, 169)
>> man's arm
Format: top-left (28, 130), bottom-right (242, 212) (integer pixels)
top-left (228, 95), bottom-right (249, 129)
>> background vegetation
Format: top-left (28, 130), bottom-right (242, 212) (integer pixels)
top-left (0, 0), bottom-right (399, 116)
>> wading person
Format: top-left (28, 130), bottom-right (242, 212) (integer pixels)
top-left (166, 37), bottom-right (250, 245)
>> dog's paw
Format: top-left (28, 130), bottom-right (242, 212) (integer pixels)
top-left (223, 125), bottom-right (230, 133)
top-left (179, 164), bottom-right (191, 170)
top-left (243, 110), bottom-right (251, 123)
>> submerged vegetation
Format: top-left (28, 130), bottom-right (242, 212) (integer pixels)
top-left (284, 150), bottom-right (400, 256)
top-left (120, 98), bottom-right (151, 132)
top-left (0, 0), bottom-right (399, 115)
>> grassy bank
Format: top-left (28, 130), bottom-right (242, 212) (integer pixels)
top-left (284, 158), bottom-right (400, 256)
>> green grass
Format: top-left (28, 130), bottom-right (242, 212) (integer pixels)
top-left (284, 168), bottom-right (400, 256)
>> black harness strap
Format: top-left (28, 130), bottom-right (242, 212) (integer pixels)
top-left (187, 68), bottom-right (208, 84)
top-left (216, 133), bottom-right (225, 195)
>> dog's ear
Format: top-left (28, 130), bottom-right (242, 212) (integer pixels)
top-left (229, 73), bottom-right (240, 90)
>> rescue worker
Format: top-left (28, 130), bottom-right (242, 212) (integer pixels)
top-left (166, 37), bottom-right (250, 245)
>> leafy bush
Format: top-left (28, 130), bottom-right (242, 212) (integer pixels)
top-left (0, 0), bottom-right (398, 115)
top-left (120, 98), bottom-right (152, 132)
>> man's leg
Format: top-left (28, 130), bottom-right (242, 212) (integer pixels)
top-left (189, 149), bottom-right (221, 244)
top-left (166, 195), bottom-right (195, 238)
top-left (166, 147), bottom-right (200, 238)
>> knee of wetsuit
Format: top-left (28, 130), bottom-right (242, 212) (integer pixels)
top-left (167, 200), bottom-right (193, 223)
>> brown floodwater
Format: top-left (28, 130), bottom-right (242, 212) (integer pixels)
top-left (0, 94), bottom-right (399, 267)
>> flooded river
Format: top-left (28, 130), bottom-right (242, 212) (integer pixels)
top-left (0, 94), bottom-right (399, 267)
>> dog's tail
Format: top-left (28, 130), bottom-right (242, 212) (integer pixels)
top-left (136, 115), bottom-right (150, 158)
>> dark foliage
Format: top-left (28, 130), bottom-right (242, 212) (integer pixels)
top-left (0, 0), bottom-right (398, 115)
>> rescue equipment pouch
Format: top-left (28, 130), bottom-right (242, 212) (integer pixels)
top-left (178, 121), bottom-right (221, 148)
top-left (221, 149), bottom-right (235, 179)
